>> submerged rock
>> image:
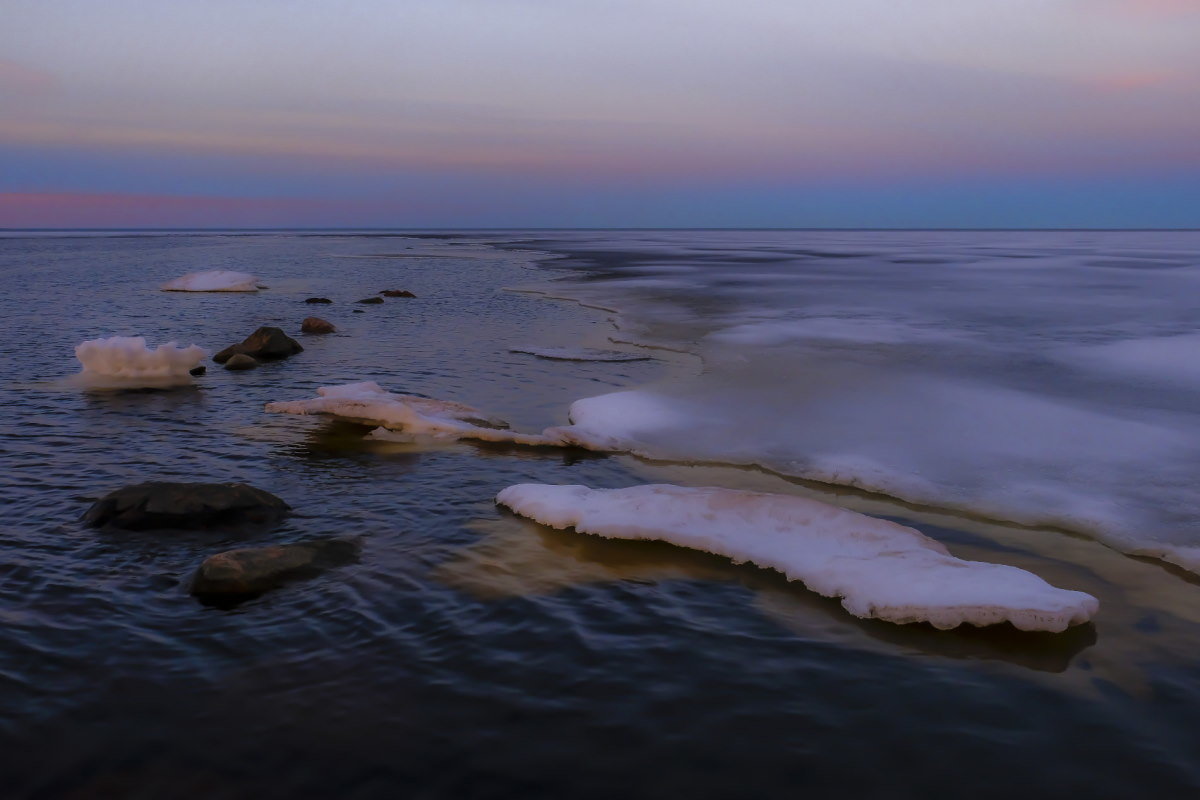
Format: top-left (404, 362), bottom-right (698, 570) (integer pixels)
top-left (304, 297), bottom-right (333, 304)
top-left (190, 538), bottom-right (359, 598)
top-left (189, 365), bottom-right (207, 376)
top-left (224, 353), bottom-right (258, 371)
top-left (82, 482), bottom-right (290, 531)
top-left (301, 317), bottom-right (336, 334)
top-left (380, 290), bottom-right (416, 298)
top-left (352, 309), bottom-right (365, 314)
top-left (356, 297), bottom-right (384, 305)
top-left (213, 326), bottom-right (303, 363)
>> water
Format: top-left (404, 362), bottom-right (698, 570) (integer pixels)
top-left (1, 231), bottom-right (1198, 798)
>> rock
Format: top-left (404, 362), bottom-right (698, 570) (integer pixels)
top-left (82, 482), bottom-right (290, 531)
top-left (352, 309), bottom-right (364, 313)
top-left (190, 538), bottom-right (359, 598)
top-left (224, 353), bottom-right (258, 371)
top-left (380, 290), bottom-right (416, 298)
top-left (189, 365), bottom-right (207, 376)
top-left (356, 296), bottom-right (384, 305)
top-left (213, 326), bottom-right (303, 363)
top-left (304, 297), bottom-right (333, 304)
top-left (301, 317), bottom-right (336, 334)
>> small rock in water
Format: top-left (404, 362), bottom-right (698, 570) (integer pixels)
top-left (191, 538), bottom-right (360, 598)
top-left (380, 290), bottom-right (416, 298)
top-left (188, 365), bottom-right (207, 376)
top-left (224, 353), bottom-right (258, 370)
top-left (82, 482), bottom-right (291, 531)
top-left (213, 326), bottom-right (303, 363)
top-left (304, 297), bottom-right (333, 304)
top-left (352, 309), bottom-right (365, 313)
top-left (356, 297), bottom-right (384, 305)
top-left (301, 317), bottom-right (336, 334)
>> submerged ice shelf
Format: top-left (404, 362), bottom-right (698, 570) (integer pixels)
top-left (161, 269), bottom-right (262, 292)
top-left (496, 483), bottom-right (1099, 632)
top-left (509, 345), bottom-right (651, 362)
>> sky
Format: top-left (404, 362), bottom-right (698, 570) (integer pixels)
top-left (1, 0), bottom-right (1198, 228)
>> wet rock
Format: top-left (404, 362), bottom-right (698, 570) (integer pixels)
top-left (352, 309), bottom-right (365, 313)
top-left (224, 353), bottom-right (258, 371)
top-left (356, 297), bottom-right (384, 305)
top-left (301, 317), bottom-right (336, 334)
top-left (191, 538), bottom-right (360, 598)
top-left (380, 290), bottom-right (416, 298)
top-left (82, 482), bottom-right (290, 532)
top-left (304, 297), bottom-right (333, 304)
top-left (189, 365), bottom-right (207, 376)
top-left (213, 326), bottom-right (303, 363)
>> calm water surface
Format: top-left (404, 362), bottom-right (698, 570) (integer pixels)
top-left (0, 231), bottom-right (1197, 799)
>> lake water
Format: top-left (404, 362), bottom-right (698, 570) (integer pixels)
top-left (1, 230), bottom-right (1197, 798)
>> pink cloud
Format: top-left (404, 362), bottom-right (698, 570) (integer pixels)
top-left (0, 59), bottom-right (56, 96)
top-left (0, 192), bottom-right (331, 228)
top-left (1086, 71), bottom-right (1175, 92)
top-left (1107, 0), bottom-right (1200, 15)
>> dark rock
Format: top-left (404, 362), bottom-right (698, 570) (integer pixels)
top-left (189, 365), bottom-right (207, 376)
top-left (301, 316), bottom-right (336, 334)
top-left (213, 326), bottom-right (303, 363)
top-left (380, 290), bottom-right (416, 298)
top-left (191, 538), bottom-right (360, 598)
top-left (356, 296), bottom-right (384, 304)
top-left (352, 309), bottom-right (364, 313)
top-left (304, 297), bottom-right (333, 304)
top-left (224, 353), bottom-right (258, 371)
top-left (82, 482), bottom-right (290, 532)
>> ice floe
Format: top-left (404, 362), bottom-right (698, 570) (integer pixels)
top-left (509, 346), bottom-right (651, 362)
top-left (265, 381), bottom-right (558, 445)
top-left (75, 335), bottom-right (206, 381)
top-left (161, 270), bottom-right (262, 292)
top-left (496, 483), bottom-right (1099, 632)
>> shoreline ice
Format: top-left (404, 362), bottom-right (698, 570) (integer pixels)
top-left (496, 483), bottom-right (1099, 632)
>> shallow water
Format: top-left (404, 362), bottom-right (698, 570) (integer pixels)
top-left (1, 231), bottom-right (1198, 799)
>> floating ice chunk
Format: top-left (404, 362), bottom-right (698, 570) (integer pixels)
top-left (509, 346), bottom-right (651, 362)
top-left (75, 335), bottom-right (206, 380)
top-left (265, 381), bottom-right (560, 445)
top-left (496, 483), bottom-right (1099, 632)
top-left (161, 270), bottom-right (262, 292)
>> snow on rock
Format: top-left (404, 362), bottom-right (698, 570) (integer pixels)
top-left (495, 483), bottom-right (1099, 632)
top-left (509, 346), bottom-right (651, 362)
top-left (265, 381), bottom-right (559, 445)
top-left (161, 270), bottom-right (262, 292)
top-left (75, 335), bottom-right (206, 379)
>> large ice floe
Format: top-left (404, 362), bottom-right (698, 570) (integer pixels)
top-left (161, 270), bottom-right (262, 292)
top-left (496, 483), bottom-right (1099, 632)
top-left (75, 335), bottom-right (206, 382)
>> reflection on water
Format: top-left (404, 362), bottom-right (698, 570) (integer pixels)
top-left (0, 231), bottom-right (1197, 798)
top-left (439, 513), bottom-right (1097, 674)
